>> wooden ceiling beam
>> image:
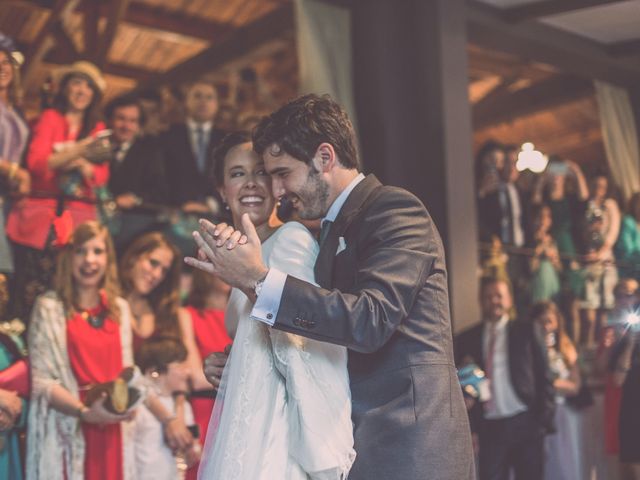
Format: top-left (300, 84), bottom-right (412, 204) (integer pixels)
top-left (467, 1), bottom-right (640, 89)
top-left (7, 0), bottom-right (232, 41)
top-left (500, 0), bottom-right (626, 22)
top-left (115, 2), bottom-right (231, 42)
top-left (43, 48), bottom-right (154, 82)
top-left (82, 0), bottom-right (100, 55)
top-left (473, 74), bottom-right (594, 129)
top-left (95, 0), bottom-right (130, 68)
top-left (49, 20), bottom-right (79, 58)
top-left (22, 0), bottom-right (82, 89)
top-left (141, 3), bottom-right (294, 89)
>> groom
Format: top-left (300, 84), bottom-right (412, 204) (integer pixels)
top-left (189, 94), bottom-right (475, 479)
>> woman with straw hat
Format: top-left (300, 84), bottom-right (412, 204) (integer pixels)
top-left (6, 60), bottom-right (110, 320)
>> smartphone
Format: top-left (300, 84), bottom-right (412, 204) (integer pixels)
top-left (547, 161), bottom-right (569, 176)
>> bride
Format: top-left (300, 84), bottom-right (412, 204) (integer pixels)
top-left (189, 132), bottom-right (355, 479)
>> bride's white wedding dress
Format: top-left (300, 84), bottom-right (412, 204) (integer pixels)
top-left (198, 222), bottom-right (356, 480)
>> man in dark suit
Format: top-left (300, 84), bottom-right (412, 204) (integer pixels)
top-left (105, 94), bottom-right (168, 207)
top-left (477, 143), bottom-right (529, 310)
top-left (190, 94), bottom-right (475, 479)
top-left (477, 143), bottom-right (526, 248)
top-left (455, 277), bottom-right (555, 480)
top-left (104, 94), bottom-right (169, 250)
top-left (162, 81), bottom-right (227, 214)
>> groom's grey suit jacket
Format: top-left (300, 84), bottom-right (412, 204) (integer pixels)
top-left (274, 174), bottom-right (475, 479)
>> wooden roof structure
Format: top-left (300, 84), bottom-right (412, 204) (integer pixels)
top-left (2, 0), bottom-right (640, 172)
top-left (468, 0), bottom-right (640, 172)
top-left (0, 0), bottom-right (297, 118)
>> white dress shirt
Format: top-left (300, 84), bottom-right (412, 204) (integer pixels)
top-left (251, 173), bottom-right (365, 326)
top-left (506, 183), bottom-right (524, 247)
top-left (113, 140), bottom-right (132, 165)
top-left (483, 315), bottom-right (528, 420)
top-left (186, 119), bottom-right (212, 172)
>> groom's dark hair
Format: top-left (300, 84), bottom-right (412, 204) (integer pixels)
top-left (252, 94), bottom-right (360, 170)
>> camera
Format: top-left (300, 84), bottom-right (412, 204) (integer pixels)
top-left (547, 160), bottom-right (569, 176)
top-left (457, 363), bottom-right (491, 401)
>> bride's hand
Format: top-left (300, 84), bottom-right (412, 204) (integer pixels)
top-left (185, 214), bottom-right (265, 295)
top-left (203, 345), bottom-right (231, 391)
top-left (197, 220), bottom-right (248, 250)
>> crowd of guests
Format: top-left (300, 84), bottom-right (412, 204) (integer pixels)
top-left (463, 140), bottom-right (640, 479)
top-left (1, 28), bottom-right (640, 480)
top-left (0, 34), bottom-right (243, 480)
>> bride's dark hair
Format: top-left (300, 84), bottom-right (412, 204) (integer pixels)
top-left (212, 131), bottom-right (252, 188)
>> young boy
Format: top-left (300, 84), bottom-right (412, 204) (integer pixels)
top-left (134, 336), bottom-right (201, 480)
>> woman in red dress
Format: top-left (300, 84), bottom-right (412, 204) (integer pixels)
top-left (7, 61), bottom-right (109, 320)
top-left (179, 268), bottom-right (231, 479)
top-left (27, 221), bottom-right (137, 480)
top-left (119, 231), bottom-right (195, 451)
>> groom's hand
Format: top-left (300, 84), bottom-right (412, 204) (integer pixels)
top-left (185, 213), bottom-right (268, 296)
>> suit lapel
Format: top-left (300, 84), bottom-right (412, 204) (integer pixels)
top-left (314, 174), bottom-right (382, 287)
top-left (178, 124), bottom-right (198, 169)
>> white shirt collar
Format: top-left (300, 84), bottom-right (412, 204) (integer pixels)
top-left (322, 172), bottom-right (365, 225)
top-left (484, 314), bottom-right (509, 331)
top-left (187, 118), bottom-right (213, 132)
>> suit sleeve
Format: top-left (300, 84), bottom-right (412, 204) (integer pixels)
top-left (273, 189), bottom-right (437, 353)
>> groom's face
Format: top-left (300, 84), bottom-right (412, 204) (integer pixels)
top-left (264, 148), bottom-right (330, 220)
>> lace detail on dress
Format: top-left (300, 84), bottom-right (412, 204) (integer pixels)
top-left (198, 223), bottom-right (355, 480)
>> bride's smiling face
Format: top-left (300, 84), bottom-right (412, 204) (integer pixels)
top-left (219, 142), bottom-right (276, 229)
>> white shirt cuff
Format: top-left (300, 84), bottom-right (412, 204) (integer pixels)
top-left (250, 268), bottom-right (287, 326)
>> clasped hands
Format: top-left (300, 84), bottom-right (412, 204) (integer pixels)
top-left (185, 213), bottom-right (269, 297)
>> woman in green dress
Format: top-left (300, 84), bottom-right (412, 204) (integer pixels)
top-left (0, 272), bottom-right (27, 480)
top-left (615, 192), bottom-right (640, 281)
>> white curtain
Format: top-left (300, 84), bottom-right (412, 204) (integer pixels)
top-left (594, 80), bottom-right (640, 201)
top-left (294, 0), bottom-right (357, 129)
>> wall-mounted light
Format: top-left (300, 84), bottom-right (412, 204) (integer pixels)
top-left (516, 142), bottom-right (548, 173)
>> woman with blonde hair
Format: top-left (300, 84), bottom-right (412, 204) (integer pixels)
top-left (530, 300), bottom-right (584, 480)
top-left (27, 221), bottom-right (139, 480)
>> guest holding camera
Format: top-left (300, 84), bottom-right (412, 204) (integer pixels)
top-left (6, 61), bottom-right (109, 319)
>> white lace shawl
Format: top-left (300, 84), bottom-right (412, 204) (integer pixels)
top-left (198, 222), bottom-right (356, 480)
top-left (27, 291), bottom-right (138, 480)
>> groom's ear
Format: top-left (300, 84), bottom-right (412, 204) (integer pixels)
top-left (314, 143), bottom-right (336, 173)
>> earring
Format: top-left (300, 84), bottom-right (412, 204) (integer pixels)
top-left (224, 203), bottom-right (230, 211)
